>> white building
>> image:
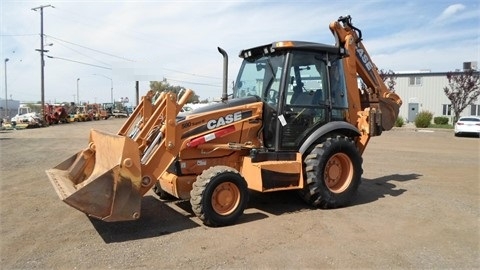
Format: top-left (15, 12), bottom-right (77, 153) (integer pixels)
top-left (393, 64), bottom-right (479, 124)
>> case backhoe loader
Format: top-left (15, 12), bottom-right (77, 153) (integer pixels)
top-left (46, 15), bottom-right (402, 226)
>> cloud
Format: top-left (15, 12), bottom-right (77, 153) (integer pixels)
top-left (436, 4), bottom-right (466, 22)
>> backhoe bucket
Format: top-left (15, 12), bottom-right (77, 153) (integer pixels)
top-left (46, 129), bottom-right (143, 222)
top-left (380, 92), bottom-right (402, 131)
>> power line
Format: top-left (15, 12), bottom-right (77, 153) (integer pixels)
top-left (0, 34), bottom-right (38, 37)
top-left (165, 77), bottom-right (221, 88)
top-left (162, 67), bottom-right (221, 80)
top-left (47, 7), bottom-right (222, 81)
top-left (45, 35), bottom-right (222, 81)
top-left (46, 55), bottom-right (111, 70)
top-left (45, 34), bottom-right (134, 62)
top-left (53, 40), bottom-right (111, 67)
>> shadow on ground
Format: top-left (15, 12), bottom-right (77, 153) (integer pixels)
top-left (355, 173), bottom-right (422, 206)
top-left (89, 196), bottom-right (200, 243)
top-left (90, 173), bottom-right (421, 243)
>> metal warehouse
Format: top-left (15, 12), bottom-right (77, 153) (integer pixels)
top-left (393, 62), bottom-right (479, 124)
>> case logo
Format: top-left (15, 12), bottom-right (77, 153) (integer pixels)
top-left (207, 111), bottom-right (242, 130)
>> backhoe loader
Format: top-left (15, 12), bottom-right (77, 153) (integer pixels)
top-left (46, 15), bottom-right (402, 226)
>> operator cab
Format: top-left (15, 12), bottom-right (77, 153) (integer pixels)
top-left (233, 41), bottom-right (348, 151)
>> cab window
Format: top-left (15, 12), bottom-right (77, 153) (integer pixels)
top-left (280, 52), bottom-right (329, 149)
top-left (234, 54), bottom-right (285, 107)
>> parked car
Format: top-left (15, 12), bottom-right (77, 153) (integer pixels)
top-left (112, 109), bottom-right (128, 118)
top-left (454, 116), bottom-right (480, 137)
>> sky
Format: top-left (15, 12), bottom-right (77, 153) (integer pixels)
top-left (1, 0), bottom-right (479, 105)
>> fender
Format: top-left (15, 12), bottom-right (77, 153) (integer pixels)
top-left (298, 121), bottom-right (360, 154)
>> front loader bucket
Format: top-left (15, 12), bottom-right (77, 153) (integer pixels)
top-left (46, 129), bottom-right (143, 222)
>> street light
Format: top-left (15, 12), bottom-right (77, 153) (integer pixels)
top-left (92, 74), bottom-right (113, 105)
top-left (4, 58), bottom-right (9, 119)
top-left (76, 78), bottom-right (80, 104)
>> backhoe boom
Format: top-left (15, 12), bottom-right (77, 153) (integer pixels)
top-left (330, 15), bottom-right (402, 152)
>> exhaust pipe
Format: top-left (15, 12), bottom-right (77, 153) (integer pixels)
top-left (217, 47), bottom-right (228, 102)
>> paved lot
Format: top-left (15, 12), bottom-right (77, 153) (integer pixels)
top-left (0, 119), bottom-right (479, 269)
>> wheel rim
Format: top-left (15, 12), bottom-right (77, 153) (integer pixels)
top-left (211, 181), bottom-right (241, 216)
top-left (324, 153), bottom-right (353, 193)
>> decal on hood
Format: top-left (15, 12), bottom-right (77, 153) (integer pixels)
top-left (180, 110), bottom-right (253, 139)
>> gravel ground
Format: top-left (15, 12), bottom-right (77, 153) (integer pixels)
top-left (0, 119), bottom-right (479, 269)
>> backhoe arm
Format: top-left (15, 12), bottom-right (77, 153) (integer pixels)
top-left (330, 16), bottom-right (402, 151)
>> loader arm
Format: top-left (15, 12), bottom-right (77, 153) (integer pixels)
top-left (329, 15), bottom-right (402, 153)
top-left (119, 89), bottom-right (194, 197)
top-left (46, 89), bottom-right (193, 221)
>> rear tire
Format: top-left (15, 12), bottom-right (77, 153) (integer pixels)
top-left (299, 136), bottom-right (362, 208)
top-left (190, 166), bottom-right (249, 227)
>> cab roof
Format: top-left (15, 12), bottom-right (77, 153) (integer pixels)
top-left (239, 41), bottom-right (343, 59)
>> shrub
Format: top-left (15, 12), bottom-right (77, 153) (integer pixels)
top-left (433, 116), bottom-right (449, 125)
top-left (395, 116), bottom-right (404, 127)
top-left (415, 111), bottom-right (433, 128)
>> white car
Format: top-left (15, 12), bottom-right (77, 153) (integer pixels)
top-left (112, 109), bottom-right (128, 118)
top-left (454, 116), bottom-right (480, 137)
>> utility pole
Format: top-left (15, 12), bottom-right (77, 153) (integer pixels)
top-left (77, 78), bottom-right (80, 104)
top-left (135, 81), bottom-right (139, 106)
top-left (32, 4), bottom-right (54, 120)
top-left (4, 58), bottom-right (8, 119)
top-left (92, 74), bottom-right (113, 105)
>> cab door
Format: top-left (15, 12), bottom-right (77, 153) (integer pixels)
top-left (277, 51), bottom-right (330, 150)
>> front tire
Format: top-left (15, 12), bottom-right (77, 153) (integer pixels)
top-left (190, 166), bottom-right (249, 227)
top-left (299, 136), bottom-right (362, 208)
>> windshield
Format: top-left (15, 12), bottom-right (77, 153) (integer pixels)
top-left (233, 55), bottom-right (285, 103)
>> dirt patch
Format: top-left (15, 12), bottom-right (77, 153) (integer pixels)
top-left (1, 119), bottom-right (478, 269)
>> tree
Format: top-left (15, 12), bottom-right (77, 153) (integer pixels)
top-left (359, 69), bottom-right (397, 92)
top-left (379, 69), bottom-right (397, 91)
top-left (443, 70), bottom-right (480, 123)
top-left (149, 79), bottom-right (200, 103)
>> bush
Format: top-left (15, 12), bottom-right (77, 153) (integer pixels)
top-left (395, 116), bottom-right (404, 127)
top-left (415, 111), bottom-right (433, 128)
top-left (434, 116), bottom-right (449, 125)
